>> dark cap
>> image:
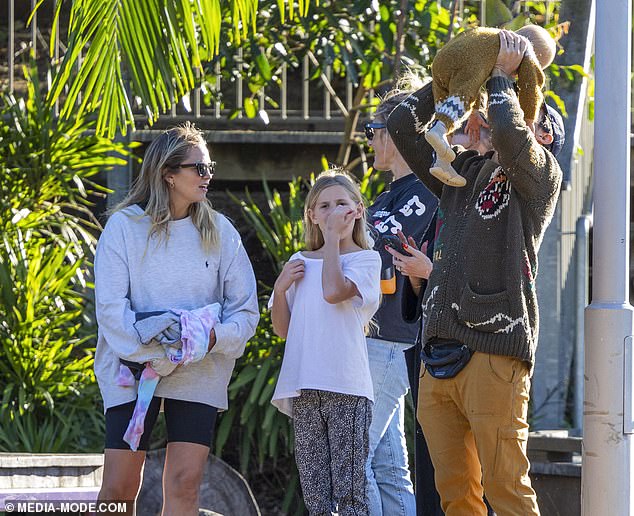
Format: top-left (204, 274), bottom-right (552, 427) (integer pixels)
top-left (542, 103), bottom-right (565, 158)
top-left (385, 82), bottom-right (437, 180)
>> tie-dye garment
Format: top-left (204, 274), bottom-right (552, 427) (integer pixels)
top-left (132, 311), bottom-right (182, 376)
top-left (121, 303), bottom-right (222, 450)
top-left (122, 366), bottom-right (160, 450)
top-left (172, 304), bottom-right (222, 365)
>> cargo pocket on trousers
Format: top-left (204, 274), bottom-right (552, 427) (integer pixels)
top-left (488, 354), bottom-right (526, 385)
top-left (493, 426), bottom-right (530, 480)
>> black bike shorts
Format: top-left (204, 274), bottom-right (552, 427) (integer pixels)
top-left (104, 397), bottom-right (218, 451)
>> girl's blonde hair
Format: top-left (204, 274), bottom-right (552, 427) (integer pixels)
top-left (303, 169), bottom-right (371, 251)
top-left (112, 122), bottom-right (217, 250)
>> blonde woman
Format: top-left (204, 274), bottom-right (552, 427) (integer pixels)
top-left (270, 170), bottom-right (382, 515)
top-left (94, 123), bottom-right (259, 515)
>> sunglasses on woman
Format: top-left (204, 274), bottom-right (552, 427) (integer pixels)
top-left (364, 122), bottom-right (387, 140)
top-left (173, 161), bottom-right (216, 177)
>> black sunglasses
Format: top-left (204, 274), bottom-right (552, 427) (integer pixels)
top-left (173, 161), bottom-right (216, 177)
top-left (364, 122), bottom-right (387, 140)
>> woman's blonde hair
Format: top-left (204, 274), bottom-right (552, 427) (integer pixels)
top-left (112, 122), bottom-right (217, 250)
top-left (303, 169), bottom-right (371, 251)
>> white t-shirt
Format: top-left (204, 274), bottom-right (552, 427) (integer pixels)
top-left (270, 249), bottom-right (381, 417)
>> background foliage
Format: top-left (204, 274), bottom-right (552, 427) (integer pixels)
top-left (0, 66), bottom-right (131, 452)
top-left (33, 0), bottom-right (575, 144)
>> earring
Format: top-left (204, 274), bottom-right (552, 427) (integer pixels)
top-left (169, 181), bottom-right (175, 188)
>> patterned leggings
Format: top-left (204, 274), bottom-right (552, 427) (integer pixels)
top-left (293, 390), bottom-right (372, 516)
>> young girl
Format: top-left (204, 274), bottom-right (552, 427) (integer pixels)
top-left (270, 170), bottom-right (381, 516)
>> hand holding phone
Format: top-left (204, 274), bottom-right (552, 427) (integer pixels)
top-left (382, 234), bottom-right (409, 255)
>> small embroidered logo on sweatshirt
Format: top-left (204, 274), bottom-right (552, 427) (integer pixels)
top-left (476, 167), bottom-right (510, 219)
top-left (205, 261), bottom-right (209, 268)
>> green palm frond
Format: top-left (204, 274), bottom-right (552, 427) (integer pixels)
top-left (46, 0), bottom-right (201, 136)
top-left (37, 0), bottom-right (311, 138)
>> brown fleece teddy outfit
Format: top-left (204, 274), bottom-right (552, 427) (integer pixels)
top-left (425, 25), bottom-right (555, 187)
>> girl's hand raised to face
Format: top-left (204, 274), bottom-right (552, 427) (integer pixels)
top-left (325, 205), bottom-right (356, 237)
top-left (274, 259), bottom-right (305, 293)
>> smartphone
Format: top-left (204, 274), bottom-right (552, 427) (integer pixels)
top-left (381, 234), bottom-right (409, 255)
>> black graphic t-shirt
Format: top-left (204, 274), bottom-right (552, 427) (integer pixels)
top-left (367, 174), bottom-right (438, 343)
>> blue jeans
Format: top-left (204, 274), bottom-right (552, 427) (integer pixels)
top-left (366, 337), bottom-right (417, 516)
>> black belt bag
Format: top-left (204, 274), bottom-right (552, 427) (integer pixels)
top-left (421, 341), bottom-right (474, 379)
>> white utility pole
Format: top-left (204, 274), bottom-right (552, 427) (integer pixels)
top-left (583, 0), bottom-right (634, 513)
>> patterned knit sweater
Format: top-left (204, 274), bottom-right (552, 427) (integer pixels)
top-left (388, 76), bottom-right (562, 365)
top-left (431, 27), bottom-right (545, 127)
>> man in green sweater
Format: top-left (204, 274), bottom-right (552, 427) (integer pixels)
top-left (387, 30), bottom-right (565, 515)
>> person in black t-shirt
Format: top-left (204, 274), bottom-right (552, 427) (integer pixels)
top-left (364, 74), bottom-right (441, 516)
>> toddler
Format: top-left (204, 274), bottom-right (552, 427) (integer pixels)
top-left (426, 25), bottom-right (556, 186)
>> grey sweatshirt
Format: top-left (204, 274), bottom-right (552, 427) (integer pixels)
top-left (94, 204), bottom-right (259, 411)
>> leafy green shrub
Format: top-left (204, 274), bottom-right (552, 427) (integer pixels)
top-left (0, 66), bottom-right (132, 452)
top-left (228, 177), bottom-right (307, 276)
top-left (0, 66), bottom-right (133, 253)
top-left (0, 230), bottom-right (103, 452)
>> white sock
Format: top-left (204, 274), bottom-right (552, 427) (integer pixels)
top-left (432, 120), bottom-right (448, 133)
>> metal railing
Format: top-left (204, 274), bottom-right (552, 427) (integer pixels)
top-left (164, 53), bottom-right (356, 123)
top-left (2, 0), bottom-right (356, 128)
top-left (3, 1), bottom-right (565, 130)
